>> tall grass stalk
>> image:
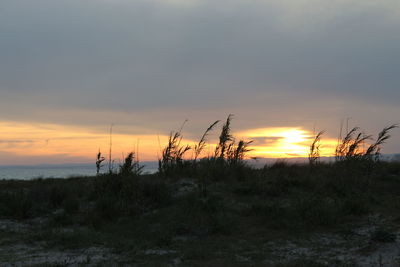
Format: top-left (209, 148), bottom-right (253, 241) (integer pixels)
top-left (159, 121), bottom-right (191, 176)
top-left (227, 140), bottom-right (253, 166)
top-left (96, 150), bottom-right (106, 175)
top-left (194, 120), bottom-right (220, 161)
top-left (335, 124), bottom-right (398, 162)
top-left (108, 124), bottom-right (114, 173)
top-left (365, 124), bottom-right (398, 161)
top-left (215, 114), bottom-right (234, 160)
top-left (309, 130), bottom-right (324, 165)
top-left (347, 132), bottom-right (372, 158)
top-left (335, 127), bottom-right (371, 161)
top-left (119, 152), bottom-right (143, 176)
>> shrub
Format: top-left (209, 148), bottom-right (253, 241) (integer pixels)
top-left (177, 193), bottom-right (232, 236)
top-left (0, 190), bottom-right (32, 219)
top-left (62, 197), bottom-right (80, 214)
top-left (49, 185), bottom-right (68, 208)
top-left (292, 195), bottom-right (340, 227)
top-left (95, 195), bottom-right (121, 220)
top-left (92, 174), bottom-right (171, 220)
top-left (370, 228), bottom-right (396, 243)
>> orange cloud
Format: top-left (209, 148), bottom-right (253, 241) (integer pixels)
top-left (0, 121), bottom-right (341, 165)
top-left (0, 121), bottom-right (177, 164)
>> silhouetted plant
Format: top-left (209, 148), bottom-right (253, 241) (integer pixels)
top-left (227, 140), bottom-right (253, 166)
top-left (108, 124), bottom-right (114, 173)
top-left (119, 152), bottom-right (143, 176)
top-left (364, 124), bottom-right (398, 161)
top-left (370, 228), bottom-right (396, 243)
top-left (309, 131), bottom-right (324, 165)
top-left (347, 132), bottom-right (372, 159)
top-left (335, 127), bottom-right (371, 161)
top-left (194, 120), bottom-right (220, 161)
top-left (96, 150), bottom-right (106, 175)
top-left (159, 120), bottom-right (191, 176)
top-left (214, 114), bottom-right (234, 160)
top-left (335, 125), bottom-right (398, 162)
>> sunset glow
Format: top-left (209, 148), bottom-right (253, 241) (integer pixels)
top-left (0, 120), bottom-right (343, 165)
top-left (1, 0), bottom-right (399, 262)
top-left (0, 121), bottom-right (172, 165)
top-left (0, 0), bottom-right (399, 166)
top-left (239, 127), bottom-right (337, 158)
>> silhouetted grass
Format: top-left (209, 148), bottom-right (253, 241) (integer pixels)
top-left (309, 130), bottom-right (324, 165)
top-left (158, 120), bottom-right (191, 177)
top-left (214, 114), bottom-right (234, 160)
top-left (0, 119), bottom-right (399, 265)
top-left (335, 124), bottom-right (397, 162)
top-left (194, 120), bottom-right (220, 161)
top-left (1, 160), bottom-right (400, 265)
top-left (95, 150), bottom-right (105, 175)
top-left (119, 151), bottom-right (143, 176)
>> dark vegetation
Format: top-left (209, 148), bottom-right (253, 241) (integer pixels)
top-left (0, 116), bottom-right (399, 265)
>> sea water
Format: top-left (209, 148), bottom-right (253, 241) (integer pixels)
top-left (0, 162), bottom-right (159, 180)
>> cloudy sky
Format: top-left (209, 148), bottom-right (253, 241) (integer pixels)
top-left (0, 0), bottom-right (399, 164)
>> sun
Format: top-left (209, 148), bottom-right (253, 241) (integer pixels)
top-left (238, 127), bottom-right (312, 158)
top-left (280, 129), bottom-right (309, 144)
top-left (238, 127), bottom-right (338, 158)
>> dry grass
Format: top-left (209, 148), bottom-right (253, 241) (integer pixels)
top-left (309, 130), bottom-right (325, 165)
top-left (365, 124), bottom-right (398, 159)
top-left (158, 121), bottom-right (191, 177)
top-left (194, 120), bottom-right (220, 161)
top-left (335, 125), bottom-right (397, 162)
top-left (119, 152), bottom-right (143, 176)
top-left (95, 150), bottom-right (106, 175)
top-left (214, 114), bottom-right (234, 160)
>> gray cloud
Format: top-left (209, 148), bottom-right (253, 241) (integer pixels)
top-left (251, 137), bottom-right (282, 146)
top-left (0, 0), bottom-right (399, 153)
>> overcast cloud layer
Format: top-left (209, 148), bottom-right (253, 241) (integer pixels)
top-left (0, 0), bottom-right (399, 153)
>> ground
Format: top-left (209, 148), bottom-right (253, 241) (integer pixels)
top-left (0, 162), bottom-right (399, 266)
top-left (1, 212), bottom-right (400, 266)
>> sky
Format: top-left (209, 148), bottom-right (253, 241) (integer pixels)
top-left (0, 0), bottom-right (399, 165)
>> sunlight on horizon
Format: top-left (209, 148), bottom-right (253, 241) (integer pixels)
top-left (239, 127), bottom-right (337, 158)
top-left (0, 121), bottom-right (340, 164)
top-left (0, 121), bottom-right (165, 164)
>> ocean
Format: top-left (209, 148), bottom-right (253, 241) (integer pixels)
top-left (0, 162), bottom-right (159, 180)
top-left (1, 155), bottom-right (398, 180)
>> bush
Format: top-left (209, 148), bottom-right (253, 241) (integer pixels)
top-left (340, 196), bottom-right (369, 216)
top-left (0, 190), bottom-right (32, 219)
top-left (370, 228), bottom-right (396, 243)
top-left (95, 196), bottom-right (121, 220)
top-left (292, 196), bottom-right (340, 227)
top-left (176, 193), bottom-right (233, 236)
top-left (91, 174), bottom-right (171, 220)
top-left (62, 197), bottom-right (80, 214)
top-left (49, 185), bottom-right (68, 208)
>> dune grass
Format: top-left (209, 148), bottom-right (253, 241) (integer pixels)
top-left (334, 124), bottom-right (397, 162)
top-left (0, 118), bottom-right (399, 265)
top-left (1, 160), bottom-right (400, 265)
